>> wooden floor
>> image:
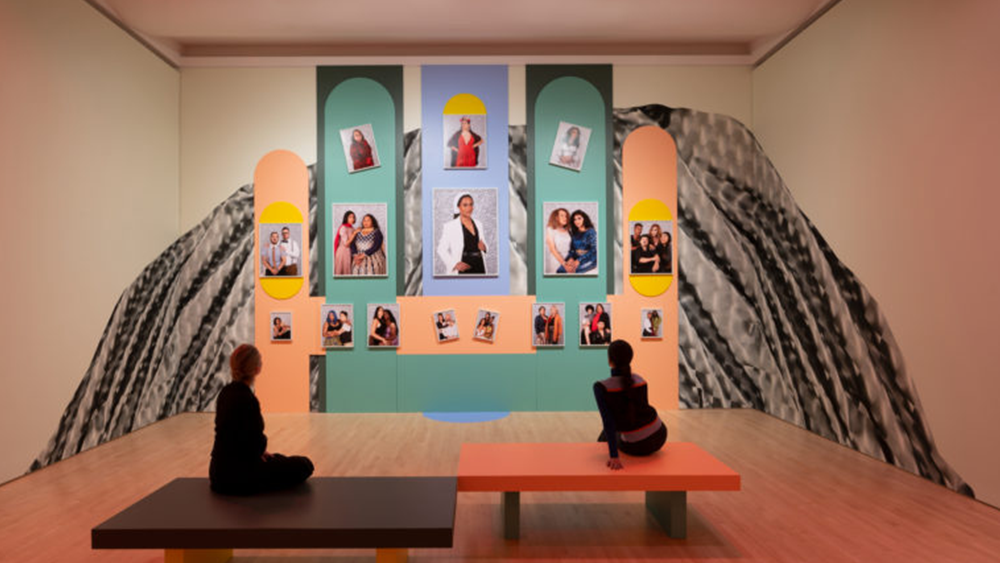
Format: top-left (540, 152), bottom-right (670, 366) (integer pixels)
top-left (2, 409), bottom-right (999, 562)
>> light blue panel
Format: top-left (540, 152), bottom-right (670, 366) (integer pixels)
top-left (398, 354), bottom-right (537, 412)
top-left (421, 65), bottom-right (510, 296)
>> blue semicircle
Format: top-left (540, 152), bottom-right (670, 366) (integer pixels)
top-left (422, 411), bottom-right (510, 423)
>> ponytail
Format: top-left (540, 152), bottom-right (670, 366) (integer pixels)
top-left (608, 339), bottom-right (634, 388)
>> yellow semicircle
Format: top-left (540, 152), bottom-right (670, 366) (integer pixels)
top-left (260, 201), bottom-right (305, 300)
top-left (628, 198), bottom-right (674, 297)
top-left (443, 93), bottom-right (487, 115)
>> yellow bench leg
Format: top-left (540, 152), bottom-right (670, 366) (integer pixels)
top-left (376, 548), bottom-right (408, 563)
top-left (165, 548), bottom-right (233, 563)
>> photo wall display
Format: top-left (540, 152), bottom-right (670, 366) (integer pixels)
top-left (548, 121), bottom-right (592, 172)
top-left (629, 220), bottom-right (673, 275)
top-left (259, 223), bottom-right (303, 278)
top-left (579, 302), bottom-right (612, 347)
top-left (367, 303), bottom-right (400, 348)
top-left (531, 302), bottom-right (565, 348)
top-left (433, 188), bottom-right (499, 277)
top-left (331, 203), bottom-right (388, 278)
top-left (473, 309), bottom-right (500, 343)
top-left (444, 114), bottom-right (487, 169)
top-left (433, 309), bottom-right (459, 343)
top-left (541, 202), bottom-right (599, 276)
top-left (320, 304), bottom-right (354, 348)
top-left (270, 312), bottom-right (293, 342)
top-left (339, 124), bottom-right (381, 174)
top-left (641, 308), bottom-right (664, 340)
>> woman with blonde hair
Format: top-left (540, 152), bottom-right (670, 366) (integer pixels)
top-left (544, 207), bottom-right (575, 274)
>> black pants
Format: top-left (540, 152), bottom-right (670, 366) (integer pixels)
top-left (210, 453), bottom-right (314, 495)
top-left (598, 424), bottom-right (668, 456)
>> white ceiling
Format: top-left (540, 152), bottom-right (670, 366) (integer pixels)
top-left (88, 0), bottom-right (837, 66)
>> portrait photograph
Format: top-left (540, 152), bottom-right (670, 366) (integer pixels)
top-left (642, 308), bottom-right (664, 340)
top-left (629, 220), bottom-right (673, 275)
top-left (542, 201), bottom-right (599, 276)
top-left (473, 309), bottom-right (500, 343)
top-left (433, 188), bottom-right (499, 278)
top-left (331, 203), bottom-right (388, 278)
top-left (433, 309), bottom-right (459, 343)
top-left (339, 123), bottom-right (381, 174)
top-left (367, 303), bottom-right (400, 348)
top-left (259, 223), bottom-right (303, 278)
top-left (270, 312), bottom-right (293, 342)
top-left (444, 114), bottom-right (487, 170)
top-left (320, 304), bottom-right (354, 349)
top-left (548, 121), bottom-right (592, 172)
top-left (579, 302), bottom-right (612, 347)
top-left (531, 302), bottom-right (565, 348)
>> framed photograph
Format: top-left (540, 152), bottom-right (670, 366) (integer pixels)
top-left (432, 188), bottom-right (499, 277)
top-left (331, 203), bottom-right (388, 278)
top-left (541, 202), bottom-right (599, 276)
top-left (444, 114), bottom-right (487, 169)
top-left (641, 308), bottom-right (664, 340)
top-left (339, 124), bottom-right (381, 173)
top-left (270, 312), bottom-right (293, 342)
top-left (531, 302), bottom-right (565, 348)
top-left (320, 304), bottom-right (354, 349)
top-left (433, 309), bottom-right (459, 343)
top-left (367, 303), bottom-right (400, 348)
top-left (579, 302), bottom-right (612, 347)
top-left (473, 309), bottom-right (500, 343)
top-left (259, 223), bottom-right (303, 278)
top-left (548, 121), bottom-right (592, 172)
top-left (629, 220), bottom-right (673, 275)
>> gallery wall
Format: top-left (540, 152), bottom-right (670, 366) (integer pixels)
top-left (752, 0), bottom-right (1000, 507)
top-left (0, 0), bottom-right (180, 485)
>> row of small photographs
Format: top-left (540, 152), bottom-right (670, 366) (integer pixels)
top-left (339, 120), bottom-right (592, 174)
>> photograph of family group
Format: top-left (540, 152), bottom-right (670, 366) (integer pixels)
top-left (532, 302), bottom-right (565, 347)
top-left (367, 303), bottom-right (400, 348)
top-left (642, 308), bottom-right (664, 339)
top-left (433, 309), bottom-right (459, 343)
top-left (270, 312), bottom-right (292, 342)
top-left (579, 302), bottom-right (612, 347)
top-left (320, 304), bottom-right (354, 348)
top-left (444, 114), bottom-right (487, 169)
top-left (332, 203), bottom-right (388, 278)
top-left (339, 124), bottom-right (380, 174)
top-left (542, 202), bottom-right (599, 276)
top-left (433, 188), bottom-right (499, 277)
top-left (630, 220), bottom-right (673, 275)
top-left (548, 121), bottom-right (592, 172)
top-left (473, 309), bottom-right (499, 343)
top-left (259, 223), bottom-right (303, 278)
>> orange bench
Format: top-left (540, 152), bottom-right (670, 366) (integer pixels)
top-left (457, 442), bottom-right (740, 539)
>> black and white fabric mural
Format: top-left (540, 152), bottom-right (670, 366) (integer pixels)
top-left (31, 106), bottom-right (971, 498)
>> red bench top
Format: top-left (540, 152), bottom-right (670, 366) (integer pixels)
top-left (457, 442), bottom-right (740, 492)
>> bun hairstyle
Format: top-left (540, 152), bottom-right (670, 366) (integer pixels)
top-left (453, 194), bottom-right (473, 219)
top-left (230, 344), bottom-right (262, 383)
top-left (607, 339), bottom-right (634, 387)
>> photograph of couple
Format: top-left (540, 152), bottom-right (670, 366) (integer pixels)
top-left (259, 223), bottom-right (303, 278)
top-left (474, 309), bottom-right (499, 343)
top-left (642, 308), bottom-right (663, 339)
top-left (270, 312), bottom-right (292, 342)
top-left (630, 220), bottom-right (673, 275)
top-left (543, 202), bottom-right (599, 276)
top-left (332, 203), bottom-right (388, 278)
top-left (339, 124), bottom-right (381, 174)
top-left (444, 114), bottom-right (487, 169)
top-left (433, 309), bottom-right (459, 343)
top-left (320, 304), bottom-right (354, 348)
top-left (433, 188), bottom-right (499, 277)
top-left (579, 302), bottom-right (612, 347)
top-left (548, 121), bottom-right (592, 172)
top-left (367, 303), bottom-right (400, 348)
top-left (532, 303), bottom-right (565, 347)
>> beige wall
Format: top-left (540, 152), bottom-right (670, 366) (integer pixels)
top-left (0, 0), bottom-right (180, 485)
top-left (753, 0), bottom-right (1000, 507)
top-left (615, 65), bottom-right (753, 127)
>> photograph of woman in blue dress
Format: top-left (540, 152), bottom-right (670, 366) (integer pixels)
top-left (558, 208), bottom-right (598, 275)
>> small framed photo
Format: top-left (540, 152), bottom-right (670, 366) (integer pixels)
top-left (473, 309), bottom-right (500, 343)
top-left (579, 302), bottom-right (612, 347)
top-left (444, 114), bottom-right (487, 169)
top-left (320, 304), bottom-right (354, 349)
top-left (531, 302), bottom-right (565, 348)
top-left (433, 309), bottom-right (459, 343)
top-left (541, 201), bottom-right (599, 276)
top-left (270, 312), bottom-right (293, 342)
top-left (259, 223), bottom-right (303, 278)
top-left (331, 203), bottom-right (389, 278)
top-left (432, 188), bottom-right (499, 277)
top-left (629, 220), bottom-right (673, 275)
top-left (548, 121), bottom-right (592, 172)
top-left (339, 124), bottom-right (381, 173)
top-left (641, 308), bottom-right (664, 340)
top-left (367, 303), bottom-right (400, 348)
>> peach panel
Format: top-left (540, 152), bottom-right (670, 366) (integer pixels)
top-left (396, 295), bottom-right (537, 355)
top-left (253, 150), bottom-right (325, 413)
top-left (619, 126), bottom-right (680, 410)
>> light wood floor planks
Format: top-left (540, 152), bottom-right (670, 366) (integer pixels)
top-left (1, 409), bottom-right (998, 562)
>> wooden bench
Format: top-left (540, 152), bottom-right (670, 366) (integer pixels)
top-left (457, 442), bottom-right (740, 539)
top-left (92, 477), bottom-right (457, 563)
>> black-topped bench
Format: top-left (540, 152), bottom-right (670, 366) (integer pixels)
top-left (92, 477), bottom-right (457, 563)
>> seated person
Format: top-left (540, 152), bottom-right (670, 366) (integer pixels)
top-left (210, 344), bottom-right (314, 494)
top-left (593, 340), bottom-right (667, 470)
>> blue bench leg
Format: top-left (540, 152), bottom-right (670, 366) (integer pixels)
top-left (645, 491), bottom-right (687, 539)
top-left (502, 491), bottom-right (520, 540)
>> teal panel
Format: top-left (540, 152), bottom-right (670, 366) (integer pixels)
top-left (535, 344), bottom-right (606, 411)
top-left (327, 349), bottom-right (399, 412)
top-left (398, 355), bottom-right (537, 412)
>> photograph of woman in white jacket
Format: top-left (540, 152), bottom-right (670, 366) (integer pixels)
top-left (434, 189), bottom-right (497, 277)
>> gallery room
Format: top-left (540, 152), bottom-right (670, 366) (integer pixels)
top-left (1, 0), bottom-right (999, 561)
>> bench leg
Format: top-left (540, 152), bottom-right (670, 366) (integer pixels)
top-left (501, 491), bottom-right (520, 540)
top-left (375, 548), bottom-right (408, 563)
top-left (164, 549), bottom-right (232, 563)
top-left (645, 491), bottom-right (687, 539)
